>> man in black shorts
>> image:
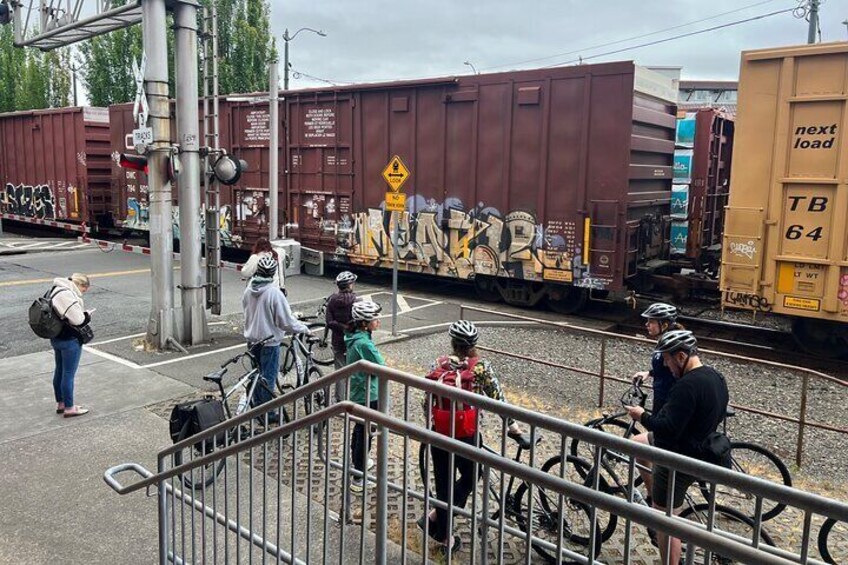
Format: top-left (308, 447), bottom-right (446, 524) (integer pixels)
top-left (624, 330), bottom-right (729, 564)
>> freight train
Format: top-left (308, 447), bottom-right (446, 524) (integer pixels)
top-left (1, 42), bottom-right (846, 356)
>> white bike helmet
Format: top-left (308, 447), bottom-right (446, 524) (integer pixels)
top-left (351, 300), bottom-right (382, 322)
top-left (641, 302), bottom-right (678, 322)
top-left (256, 255), bottom-right (278, 278)
top-left (449, 320), bottom-right (479, 346)
top-left (336, 271), bottom-right (357, 287)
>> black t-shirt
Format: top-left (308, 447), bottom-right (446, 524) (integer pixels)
top-left (640, 365), bottom-right (729, 458)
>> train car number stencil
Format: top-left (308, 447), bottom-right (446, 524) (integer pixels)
top-left (723, 291), bottom-right (772, 312)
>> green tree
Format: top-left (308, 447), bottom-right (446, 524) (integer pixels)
top-left (0, 25), bottom-right (72, 112)
top-left (78, 25), bottom-right (143, 107)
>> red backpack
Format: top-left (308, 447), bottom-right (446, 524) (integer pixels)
top-left (425, 356), bottom-right (479, 438)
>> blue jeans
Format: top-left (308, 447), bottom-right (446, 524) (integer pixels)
top-left (253, 345), bottom-right (280, 408)
top-left (51, 337), bottom-right (82, 408)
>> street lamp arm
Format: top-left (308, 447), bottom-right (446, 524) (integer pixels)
top-left (287, 27), bottom-right (326, 41)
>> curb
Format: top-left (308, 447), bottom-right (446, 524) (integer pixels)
top-left (78, 235), bottom-right (245, 272)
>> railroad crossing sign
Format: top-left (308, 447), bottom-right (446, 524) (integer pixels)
top-left (381, 155), bottom-right (410, 192)
top-left (132, 52), bottom-right (149, 127)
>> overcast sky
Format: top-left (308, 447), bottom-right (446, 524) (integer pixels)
top-left (267, 0), bottom-right (848, 89)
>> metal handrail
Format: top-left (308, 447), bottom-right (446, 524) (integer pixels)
top-left (459, 303), bottom-right (848, 466)
top-left (110, 360), bottom-right (848, 522)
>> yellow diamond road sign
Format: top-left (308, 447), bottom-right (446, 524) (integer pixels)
top-left (382, 155), bottom-right (410, 192)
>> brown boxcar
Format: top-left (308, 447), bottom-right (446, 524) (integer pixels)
top-left (720, 42), bottom-right (848, 356)
top-left (0, 106), bottom-right (112, 231)
top-left (285, 62), bottom-right (677, 307)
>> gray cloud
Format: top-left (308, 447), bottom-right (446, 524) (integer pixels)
top-left (270, 0), bottom-right (848, 88)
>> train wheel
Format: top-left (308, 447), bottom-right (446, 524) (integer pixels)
top-left (546, 286), bottom-right (588, 315)
top-left (792, 318), bottom-right (848, 359)
top-left (473, 275), bottom-right (503, 302)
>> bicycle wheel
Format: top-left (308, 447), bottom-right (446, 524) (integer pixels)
top-left (678, 502), bottom-right (775, 564)
top-left (307, 322), bottom-right (334, 366)
top-left (302, 366), bottom-right (326, 415)
top-left (818, 518), bottom-right (845, 565)
top-left (279, 342), bottom-right (296, 376)
top-left (173, 431), bottom-right (231, 490)
top-left (513, 468), bottom-right (603, 564)
top-left (700, 442), bottom-right (791, 522)
top-left (570, 416), bottom-right (644, 493)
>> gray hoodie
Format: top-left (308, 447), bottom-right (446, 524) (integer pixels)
top-left (242, 278), bottom-right (308, 346)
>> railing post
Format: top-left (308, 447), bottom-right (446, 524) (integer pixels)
top-left (157, 457), bottom-right (169, 565)
top-left (375, 373), bottom-right (390, 565)
top-left (598, 337), bottom-right (607, 407)
top-left (797, 372), bottom-right (809, 468)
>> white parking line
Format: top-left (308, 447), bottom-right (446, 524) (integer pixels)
top-left (82, 345), bottom-right (143, 369)
top-left (141, 343), bottom-right (247, 369)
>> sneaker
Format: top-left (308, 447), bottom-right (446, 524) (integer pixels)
top-left (350, 478), bottom-right (364, 493)
top-left (368, 458), bottom-right (375, 470)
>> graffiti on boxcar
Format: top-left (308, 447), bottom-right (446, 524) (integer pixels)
top-left (2, 183), bottom-right (56, 219)
top-left (723, 291), bottom-right (772, 312)
top-left (333, 198), bottom-right (593, 286)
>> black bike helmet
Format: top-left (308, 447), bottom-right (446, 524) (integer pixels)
top-left (256, 256), bottom-right (278, 278)
top-left (654, 329), bottom-right (698, 354)
top-left (641, 302), bottom-right (678, 322)
top-left (448, 320), bottom-right (479, 346)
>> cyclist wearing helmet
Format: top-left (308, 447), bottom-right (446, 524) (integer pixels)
top-left (624, 330), bottom-right (729, 565)
top-left (326, 271), bottom-right (358, 401)
top-left (418, 320), bottom-right (526, 553)
top-left (633, 302), bottom-right (683, 414)
top-left (345, 299), bottom-right (385, 492)
top-left (242, 256), bottom-right (309, 420)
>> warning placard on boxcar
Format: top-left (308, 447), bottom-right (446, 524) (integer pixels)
top-left (382, 155), bottom-right (410, 192)
top-left (783, 296), bottom-right (821, 312)
top-left (303, 107), bottom-right (336, 146)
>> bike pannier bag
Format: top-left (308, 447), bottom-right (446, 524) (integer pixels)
top-left (28, 287), bottom-right (66, 339)
top-left (169, 399), bottom-right (227, 452)
top-left (698, 431), bottom-right (732, 468)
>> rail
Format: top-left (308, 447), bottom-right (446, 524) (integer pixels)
top-left (105, 360), bottom-right (848, 564)
top-left (459, 304), bottom-right (848, 468)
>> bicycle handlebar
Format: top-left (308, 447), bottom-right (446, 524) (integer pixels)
top-left (220, 335), bottom-right (275, 368)
top-left (620, 381), bottom-right (648, 408)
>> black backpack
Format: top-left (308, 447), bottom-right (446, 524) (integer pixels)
top-left (28, 287), bottom-right (68, 339)
top-left (169, 398), bottom-right (227, 453)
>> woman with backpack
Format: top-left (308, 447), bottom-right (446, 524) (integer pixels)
top-left (49, 273), bottom-right (93, 418)
top-left (418, 320), bottom-right (526, 553)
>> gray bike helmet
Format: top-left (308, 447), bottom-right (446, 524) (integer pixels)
top-left (448, 320), bottom-right (479, 346)
top-left (336, 271), bottom-right (357, 287)
top-left (256, 255), bottom-right (278, 278)
top-left (351, 300), bottom-right (382, 322)
top-left (654, 329), bottom-right (698, 354)
top-left (641, 302), bottom-right (678, 322)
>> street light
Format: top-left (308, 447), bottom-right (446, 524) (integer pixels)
top-left (463, 60), bottom-right (478, 75)
top-left (283, 27), bottom-right (326, 91)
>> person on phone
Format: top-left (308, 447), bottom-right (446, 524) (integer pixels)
top-left (624, 330), bottom-right (729, 565)
top-left (49, 273), bottom-right (93, 417)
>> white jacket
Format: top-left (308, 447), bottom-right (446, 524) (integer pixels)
top-left (49, 277), bottom-right (86, 326)
top-left (241, 250), bottom-right (286, 289)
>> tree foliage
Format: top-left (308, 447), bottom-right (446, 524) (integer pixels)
top-left (77, 0), bottom-right (275, 107)
top-left (0, 26), bottom-right (72, 113)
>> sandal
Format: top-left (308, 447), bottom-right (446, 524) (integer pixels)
top-left (56, 407), bottom-right (65, 414)
top-left (63, 407), bottom-right (90, 418)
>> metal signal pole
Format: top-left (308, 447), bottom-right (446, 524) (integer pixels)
top-left (269, 60), bottom-right (279, 240)
top-left (142, 0), bottom-right (176, 350)
top-left (174, 0), bottom-right (207, 345)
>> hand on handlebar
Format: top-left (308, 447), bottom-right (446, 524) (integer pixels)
top-left (508, 428), bottom-right (539, 450)
top-left (632, 371), bottom-right (649, 385)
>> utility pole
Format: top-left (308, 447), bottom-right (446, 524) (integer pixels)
top-left (283, 28), bottom-right (290, 91)
top-left (269, 60), bottom-right (279, 240)
top-left (808, 0), bottom-right (820, 44)
top-left (174, 0), bottom-right (207, 345)
top-left (142, 0), bottom-right (177, 350)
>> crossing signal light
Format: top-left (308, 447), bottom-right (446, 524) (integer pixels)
top-left (119, 153), bottom-right (148, 174)
top-left (0, 3), bottom-right (11, 25)
top-left (212, 154), bottom-right (248, 186)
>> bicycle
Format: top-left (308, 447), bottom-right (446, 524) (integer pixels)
top-left (563, 385), bottom-right (776, 563)
top-left (277, 331), bottom-right (328, 418)
top-left (818, 518), bottom-right (846, 564)
top-left (283, 297), bottom-right (335, 369)
top-left (569, 382), bottom-right (792, 522)
top-left (176, 336), bottom-right (291, 489)
top-left (417, 433), bottom-right (602, 564)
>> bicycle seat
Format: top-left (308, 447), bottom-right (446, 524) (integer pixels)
top-left (203, 368), bottom-right (227, 383)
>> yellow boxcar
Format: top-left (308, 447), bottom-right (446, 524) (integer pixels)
top-left (721, 42), bottom-right (848, 356)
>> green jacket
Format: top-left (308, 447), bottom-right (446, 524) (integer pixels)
top-left (344, 329), bottom-right (385, 405)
